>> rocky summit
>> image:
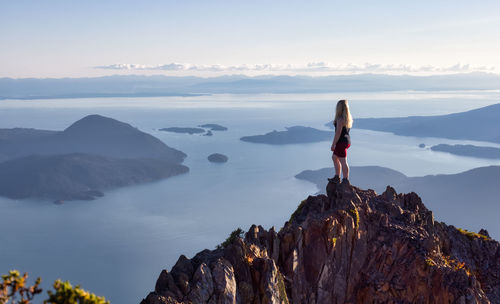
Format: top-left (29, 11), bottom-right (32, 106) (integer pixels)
top-left (141, 182), bottom-right (500, 304)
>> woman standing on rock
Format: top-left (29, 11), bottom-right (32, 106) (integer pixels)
top-left (329, 99), bottom-right (353, 185)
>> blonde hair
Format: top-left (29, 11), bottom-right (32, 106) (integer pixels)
top-left (334, 99), bottom-right (353, 129)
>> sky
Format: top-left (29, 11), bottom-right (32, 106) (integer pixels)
top-left (1, 0), bottom-right (500, 78)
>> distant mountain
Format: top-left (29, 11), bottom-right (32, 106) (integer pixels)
top-left (352, 103), bottom-right (500, 144)
top-left (295, 165), bottom-right (500, 238)
top-left (0, 154), bottom-right (188, 201)
top-left (2, 72), bottom-right (500, 99)
top-left (240, 126), bottom-right (332, 144)
top-left (0, 114), bottom-right (186, 162)
top-left (431, 144), bottom-right (500, 159)
top-left (0, 115), bottom-right (188, 201)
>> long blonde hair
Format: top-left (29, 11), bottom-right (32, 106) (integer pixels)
top-left (334, 99), bottom-right (353, 129)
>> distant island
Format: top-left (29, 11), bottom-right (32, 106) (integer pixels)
top-left (0, 115), bottom-right (188, 202)
top-left (347, 103), bottom-right (500, 144)
top-left (295, 165), bottom-right (500, 237)
top-left (160, 124), bottom-right (228, 136)
top-left (199, 124), bottom-right (228, 131)
top-left (160, 127), bottom-right (206, 135)
top-left (208, 153), bottom-right (228, 163)
top-left (240, 126), bottom-right (332, 144)
top-left (0, 153), bottom-right (188, 201)
top-left (431, 144), bottom-right (500, 159)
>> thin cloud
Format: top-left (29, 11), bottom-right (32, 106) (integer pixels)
top-left (95, 62), bottom-right (495, 74)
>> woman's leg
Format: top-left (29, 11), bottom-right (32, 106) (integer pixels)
top-left (339, 157), bottom-right (349, 179)
top-left (332, 154), bottom-right (341, 176)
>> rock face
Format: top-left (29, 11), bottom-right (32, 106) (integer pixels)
top-left (295, 166), bottom-right (500, 240)
top-left (141, 182), bottom-right (500, 304)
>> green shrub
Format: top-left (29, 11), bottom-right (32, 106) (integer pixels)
top-left (216, 228), bottom-right (244, 249)
top-left (0, 270), bottom-right (109, 304)
top-left (289, 200), bottom-right (307, 223)
top-left (45, 280), bottom-right (109, 304)
top-left (0, 270), bottom-right (42, 304)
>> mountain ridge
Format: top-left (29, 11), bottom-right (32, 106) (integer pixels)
top-left (352, 102), bottom-right (500, 144)
top-left (295, 165), bottom-right (500, 240)
top-left (3, 73), bottom-right (500, 99)
top-left (141, 182), bottom-right (500, 303)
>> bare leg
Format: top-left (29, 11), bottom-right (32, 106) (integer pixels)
top-left (332, 154), bottom-right (341, 176)
top-left (339, 157), bottom-right (349, 179)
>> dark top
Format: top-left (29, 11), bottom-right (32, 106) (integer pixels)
top-left (334, 121), bottom-right (351, 145)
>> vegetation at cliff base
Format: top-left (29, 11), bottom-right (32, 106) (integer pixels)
top-left (216, 228), bottom-right (244, 249)
top-left (0, 270), bottom-right (109, 304)
top-left (349, 207), bottom-right (360, 229)
top-left (277, 272), bottom-right (290, 304)
top-left (457, 228), bottom-right (489, 241)
top-left (425, 258), bottom-right (436, 267)
top-left (289, 199), bottom-right (306, 223)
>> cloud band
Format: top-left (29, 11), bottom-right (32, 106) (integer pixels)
top-left (95, 62), bottom-right (494, 74)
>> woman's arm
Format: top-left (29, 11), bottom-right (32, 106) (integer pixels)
top-left (331, 118), bottom-right (345, 150)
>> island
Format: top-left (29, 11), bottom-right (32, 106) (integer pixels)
top-left (0, 115), bottom-right (189, 202)
top-left (0, 153), bottom-right (188, 201)
top-left (240, 126), bottom-right (332, 144)
top-left (207, 153), bottom-right (228, 163)
top-left (199, 124), bottom-right (228, 131)
top-left (159, 127), bottom-right (206, 135)
top-left (431, 144), bottom-right (500, 159)
top-left (339, 102), bottom-right (500, 144)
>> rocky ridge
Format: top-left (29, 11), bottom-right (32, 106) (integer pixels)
top-left (141, 182), bottom-right (500, 304)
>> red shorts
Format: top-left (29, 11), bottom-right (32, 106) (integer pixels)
top-left (334, 142), bottom-right (350, 158)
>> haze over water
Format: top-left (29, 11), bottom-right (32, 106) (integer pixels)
top-left (1, 90), bottom-right (500, 304)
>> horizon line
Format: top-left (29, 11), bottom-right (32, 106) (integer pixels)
top-left (2, 71), bottom-right (500, 80)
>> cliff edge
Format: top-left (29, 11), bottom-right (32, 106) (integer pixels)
top-left (141, 182), bottom-right (500, 304)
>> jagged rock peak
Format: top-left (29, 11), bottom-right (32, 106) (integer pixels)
top-left (141, 182), bottom-right (500, 304)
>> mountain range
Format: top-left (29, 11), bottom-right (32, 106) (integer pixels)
top-left (2, 73), bottom-right (500, 99)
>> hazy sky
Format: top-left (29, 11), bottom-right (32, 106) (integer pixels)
top-left (1, 0), bottom-right (500, 78)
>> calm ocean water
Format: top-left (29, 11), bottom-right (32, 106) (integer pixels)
top-left (1, 91), bottom-right (500, 303)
